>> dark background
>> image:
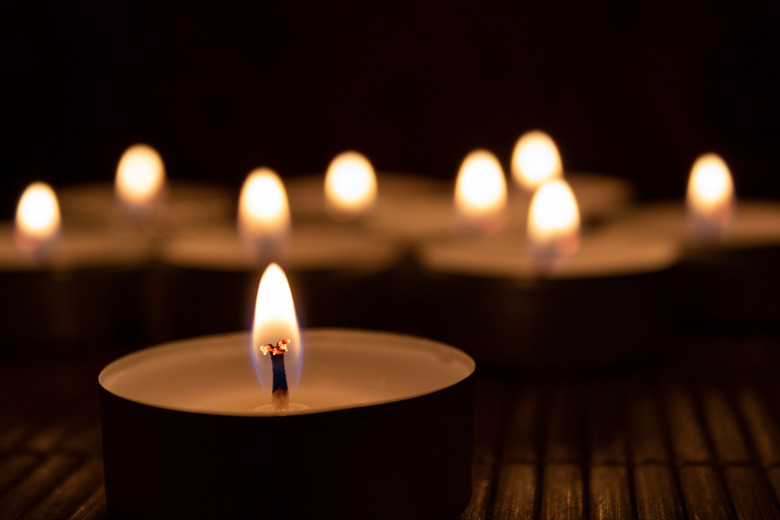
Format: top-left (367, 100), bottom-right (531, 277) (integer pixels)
top-left (2, 3), bottom-right (779, 218)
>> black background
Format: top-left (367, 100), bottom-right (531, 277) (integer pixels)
top-left (2, 3), bottom-right (779, 217)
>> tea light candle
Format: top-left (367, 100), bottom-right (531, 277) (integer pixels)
top-left (0, 183), bottom-right (149, 352)
top-left (158, 167), bottom-right (407, 340)
top-left (614, 153), bottom-right (780, 327)
top-left (284, 150), bottom-right (447, 224)
top-left (59, 144), bottom-right (233, 236)
top-left (99, 264), bottom-right (475, 520)
top-left (417, 179), bottom-right (679, 368)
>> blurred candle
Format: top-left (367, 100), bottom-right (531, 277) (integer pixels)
top-left (686, 153), bottom-right (735, 242)
top-left (324, 151), bottom-right (377, 222)
top-left (237, 168), bottom-right (291, 264)
top-left (511, 130), bottom-right (563, 192)
top-left (14, 182), bottom-right (61, 262)
top-left (115, 144), bottom-right (166, 217)
top-left (527, 178), bottom-right (580, 267)
top-left (1, 182), bottom-right (149, 352)
top-left (454, 149), bottom-right (507, 235)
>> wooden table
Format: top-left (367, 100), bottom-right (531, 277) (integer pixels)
top-left (2, 332), bottom-right (780, 519)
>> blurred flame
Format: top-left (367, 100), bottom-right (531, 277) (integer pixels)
top-left (527, 179), bottom-right (580, 262)
top-left (238, 168), bottom-right (290, 262)
top-left (115, 144), bottom-right (166, 212)
top-left (14, 182), bottom-right (61, 259)
top-left (511, 130), bottom-right (563, 191)
top-left (324, 151), bottom-right (377, 221)
top-left (686, 153), bottom-right (734, 240)
top-left (454, 149), bottom-right (507, 234)
top-left (250, 263), bottom-right (302, 390)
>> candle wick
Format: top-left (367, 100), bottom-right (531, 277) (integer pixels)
top-left (259, 338), bottom-right (291, 412)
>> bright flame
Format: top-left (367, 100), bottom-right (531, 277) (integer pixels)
top-left (686, 153), bottom-right (735, 240)
top-left (250, 263), bottom-right (302, 390)
top-left (14, 182), bottom-right (61, 259)
top-left (454, 149), bottom-right (507, 234)
top-left (238, 168), bottom-right (291, 262)
top-left (115, 144), bottom-right (166, 212)
top-left (527, 179), bottom-right (580, 262)
top-left (511, 130), bottom-right (563, 191)
top-left (324, 151), bottom-right (377, 221)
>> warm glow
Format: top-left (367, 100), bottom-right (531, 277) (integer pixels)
top-left (250, 263), bottom-right (302, 390)
top-left (14, 182), bottom-right (61, 258)
top-left (686, 153), bottom-right (734, 239)
top-left (238, 168), bottom-right (290, 262)
top-left (511, 130), bottom-right (563, 191)
top-left (527, 179), bottom-right (580, 261)
top-left (324, 151), bottom-right (377, 221)
top-left (115, 144), bottom-right (166, 211)
top-left (454, 149), bottom-right (507, 234)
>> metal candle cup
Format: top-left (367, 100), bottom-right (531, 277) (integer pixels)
top-left (99, 329), bottom-right (475, 520)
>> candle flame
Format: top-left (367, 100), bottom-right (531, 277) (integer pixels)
top-left (527, 179), bottom-right (580, 263)
top-left (238, 168), bottom-right (291, 263)
top-left (15, 182), bottom-right (61, 260)
top-left (454, 149), bottom-right (507, 234)
top-left (686, 153), bottom-right (734, 241)
top-left (324, 151), bottom-right (377, 222)
top-left (250, 263), bottom-right (302, 390)
top-left (115, 144), bottom-right (166, 212)
top-left (511, 130), bottom-right (563, 191)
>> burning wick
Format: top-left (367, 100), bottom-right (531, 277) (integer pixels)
top-left (258, 338), bottom-right (291, 411)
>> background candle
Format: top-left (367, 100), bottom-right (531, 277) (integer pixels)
top-left (158, 223), bottom-right (406, 339)
top-left (0, 221), bottom-right (149, 354)
top-left (99, 329), bottom-right (475, 520)
top-left (610, 153), bottom-right (780, 329)
top-left (416, 223), bottom-right (679, 368)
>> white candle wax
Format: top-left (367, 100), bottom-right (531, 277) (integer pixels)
top-left (160, 222), bottom-right (402, 272)
top-left (419, 226), bottom-right (678, 279)
top-left (100, 329), bottom-right (474, 415)
top-left (0, 222), bottom-right (149, 270)
top-left (613, 200), bottom-right (780, 248)
top-left (58, 181), bottom-right (233, 234)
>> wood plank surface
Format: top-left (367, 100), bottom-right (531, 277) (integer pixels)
top-left (633, 464), bottom-right (684, 520)
top-left (678, 465), bottom-right (735, 520)
top-left (722, 465), bottom-right (780, 520)
top-left (589, 465), bottom-right (632, 520)
top-left (492, 463), bottom-right (536, 520)
top-left (539, 464), bottom-right (583, 520)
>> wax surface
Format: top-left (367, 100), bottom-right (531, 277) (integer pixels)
top-left (419, 227), bottom-right (678, 279)
top-left (0, 224), bottom-right (149, 270)
top-left (58, 181), bottom-right (233, 235)
top-left (160, 223), bottom-right (402, 271)
top-left (616, 200), bottom-right (780, 247)
top-left (100, 329), bottom-right (475, 415)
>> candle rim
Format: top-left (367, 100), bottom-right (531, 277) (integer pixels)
top-left (99, 328), bottom-right (475, 417)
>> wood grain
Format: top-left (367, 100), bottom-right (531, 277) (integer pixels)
top-left (678, 465), bottom-right (735, 520)
top-left (723, 465), bottom-right (780, 520)
top-left (502, 380), bottom-right (542, 464)
top-left (633, 464), bottom-right (684, 520)
top-left (539, 464), bottom-right (583, 520)
top-left (589, 379), bottom-right (628, 466)
top-left (662, 384), bottom-right (711, 466)
top-left (492, 463), bottom-right (536, 520)
top-left (18, 457), bottom-right (104, 520)
top-left (589, 465), bottom-right (632, 520)
top-left (626, 380), bottom-right (669, 465)
top-left (698, 385), bottom-right (750, 464)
